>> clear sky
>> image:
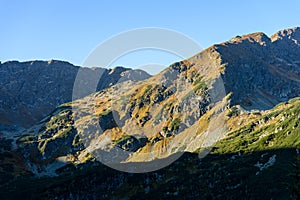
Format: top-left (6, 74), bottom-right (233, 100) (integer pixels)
top-left (1, 0), bottom-right (300, 74)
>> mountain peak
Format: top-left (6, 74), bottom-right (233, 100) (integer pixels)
top-left (270, 26), bottom-right (300, 42)
top-left (109, 66), bottom-right (130, 74)
top-left (228, 32), bottom-right (271, 46)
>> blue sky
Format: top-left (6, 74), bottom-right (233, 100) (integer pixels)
top-left (1, 0), bottom-right (300, 74)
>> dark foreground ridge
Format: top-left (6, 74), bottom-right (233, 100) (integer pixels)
top-left (0, 148), bottom-right (298, 200)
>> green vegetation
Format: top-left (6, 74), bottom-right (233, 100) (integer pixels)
top-left (1, 96), bottom-right (299, 199)
top-left (17, 135), bottom-right (35, 144)
top-left (227, 106), bottom-right (239, 117)
top-left (288, 97), bottom-right (300, 104)
top-left (38, 140), bottom-right (48, 154)
top-left (162, 126), bottom-right (168, 132)
top-left (72, 134), bottom-right (81, 147)
top-left (193, 76), bottom-right (207, 93)
top-left (112, 135), bottom-right (132, 144)
top-left (1, 148), bottom-right (297, 199)
top-left (57, 126), bottom-right (73, 139)
top-left (45, 110), bottom-right (71, 127)
top-left (193, 76), bottom-right (204, 86)
top-left (170, 118), bottom-right (181, 131)
top-left (213, 98), bottom-right (300, 155)
top-left (193, 81), bottom-right (207, 92)
top-left (101, 109), bottom-right (112, 116)
top-left (143, 84), bottom-right (152, 96)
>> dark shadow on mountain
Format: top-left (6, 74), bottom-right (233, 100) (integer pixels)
top-left (0, 147), bottom-right (298, 200)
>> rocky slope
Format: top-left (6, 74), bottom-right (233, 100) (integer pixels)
top-left (217, 27), bottom-right (300, 110)
top-left (16, 27), bottom-right (300, 175)
top-left (0, 60), bottom-right (150, 129)
top-left (1, 97), bottom-right (299, 199)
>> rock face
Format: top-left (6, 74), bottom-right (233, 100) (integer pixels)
top-left (216, 27), bottom-right (300, 110)
top-left (15, 27), bottom-right (300, 174)
top-left (0, 60), bottom-right (150, 128)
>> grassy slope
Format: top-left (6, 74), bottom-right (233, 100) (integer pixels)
top-left (213, 97), bottom-right (300, 154)
top-left (0, 98), bottom-right (299, 199)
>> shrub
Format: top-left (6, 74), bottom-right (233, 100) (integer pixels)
top-left (170, 118), bottom-right (181, 131)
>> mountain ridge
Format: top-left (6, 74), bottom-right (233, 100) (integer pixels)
top-left (0, 60), bottom-right (150, 129)
top-left (0, 27), bottom-right (300, 199)
top-left (14, 27), bottom-right (300, 175)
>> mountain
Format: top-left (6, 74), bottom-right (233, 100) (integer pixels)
top-left (15, 27), bottom-right (300, 174)
top-left (0, 60), bottom-right (150, 129)
top-left (218, 27), bottom-right (300, 110)
top-left (0, 27), bottom-right (300, 199)
top-left (2, 97), bottom-right (299, 199)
